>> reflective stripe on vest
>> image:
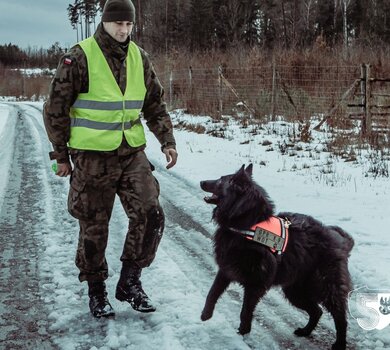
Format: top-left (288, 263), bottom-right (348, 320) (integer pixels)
top-left (68, 37), bottom-right (147, 151)
top-left (72, 100), bottom-right (144, 110)
top-left (70, 117), bottom-right (141, 130)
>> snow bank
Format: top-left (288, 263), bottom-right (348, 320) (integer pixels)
top-left (0, 103), bottom-right (17, 209)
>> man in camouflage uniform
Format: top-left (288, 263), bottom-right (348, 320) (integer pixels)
top-left (43, 0), bottom-right (177, 318)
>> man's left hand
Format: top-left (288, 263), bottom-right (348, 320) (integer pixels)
top-left (163, 148), bottom-right (178, 169)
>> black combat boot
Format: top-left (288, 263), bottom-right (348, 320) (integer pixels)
top-left (88, 281), bottom-right (115, 318)
top-left (115, 262), bottom-right (156, 313)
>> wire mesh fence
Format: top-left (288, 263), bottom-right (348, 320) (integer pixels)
top-left (160, 65), bottom-right (363, 124)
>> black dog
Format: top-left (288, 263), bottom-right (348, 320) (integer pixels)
top-left (200, 164), bottom-right (354, 350)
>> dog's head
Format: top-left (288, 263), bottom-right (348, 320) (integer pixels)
top-left (200, 164), bottom-right (274, 228)
top-left (200, 164), bottom-right (253, 205)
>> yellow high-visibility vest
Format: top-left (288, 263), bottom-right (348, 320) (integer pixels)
top-left (68, 37), bottom-right (146, 151)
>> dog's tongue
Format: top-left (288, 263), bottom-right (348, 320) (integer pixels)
top-left (204, 194), bottom-right (218, 204)
top-left (204, 196), bottom-right (212, 203)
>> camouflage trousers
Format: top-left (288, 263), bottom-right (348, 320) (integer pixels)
top-left (68, 149), bottom-right (164, 282)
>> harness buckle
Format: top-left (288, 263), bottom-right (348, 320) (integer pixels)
top-left (283, 218), bottom-right (291, 229)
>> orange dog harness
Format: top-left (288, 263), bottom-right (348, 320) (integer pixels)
top-left (231, 216), bottom-right (290, 255)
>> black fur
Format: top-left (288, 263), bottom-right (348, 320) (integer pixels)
top-left (200, 164), bottom-right (354, 350)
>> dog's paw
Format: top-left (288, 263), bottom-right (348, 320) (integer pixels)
top-left (331, 341), bottom-right (346, 350)
top-left (237, 325), bottom-right (251, 335)
top-left (200, 310), bottom-right (212, 321)
top-left (294, 327), bottom-right (312, 337)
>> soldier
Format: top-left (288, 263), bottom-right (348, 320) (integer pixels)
top-left (43, 0), bottom-right (178, 318)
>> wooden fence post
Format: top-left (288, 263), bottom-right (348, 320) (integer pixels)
top-left (360, 63), bottom-right (366, 131)
top-left (365, 64), bottom-right (372, 137)
top-left (360, 64), bottom-right (368, 136)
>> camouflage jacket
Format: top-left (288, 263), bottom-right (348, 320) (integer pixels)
top-left (43, 23), bottom-right (176, 163)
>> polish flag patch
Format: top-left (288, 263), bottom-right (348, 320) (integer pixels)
top-left (64, 58), bottom-right (72, 65)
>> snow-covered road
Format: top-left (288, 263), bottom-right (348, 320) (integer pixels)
top-left (0, 103), bottom-right (389, 349)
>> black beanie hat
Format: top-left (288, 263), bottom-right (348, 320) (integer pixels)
top-left (102, 0), bottom-right (135, 22)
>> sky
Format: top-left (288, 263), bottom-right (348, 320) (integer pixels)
top-left (0, 0), bottom-right (88, 49)
top-left (0, 101), bottom-right (389, 349)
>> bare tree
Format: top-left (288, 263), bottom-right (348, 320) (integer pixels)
top-left (341, 0), bottom-right (352, 51)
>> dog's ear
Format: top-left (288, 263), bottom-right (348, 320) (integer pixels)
top-left (232, 164), bottom-right (251, 190)
top-left (234, 165), bottom-right (247, 181)
top-left (245, 164), bottom-right (253, 177)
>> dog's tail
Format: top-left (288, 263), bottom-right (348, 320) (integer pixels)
top-left (328, 225), bottom-right (354, 254)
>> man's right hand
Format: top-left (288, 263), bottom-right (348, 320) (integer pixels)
top-left (56, 162), bottom-right (72, 177)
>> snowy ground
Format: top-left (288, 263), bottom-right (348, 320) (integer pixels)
top-left (0, 102), bottom-right (389, 350)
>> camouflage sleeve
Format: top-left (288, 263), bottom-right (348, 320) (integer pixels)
top-left (140, 48), bottom-right (176, 151)
top-left (43, 46), bottom-right (87, 163)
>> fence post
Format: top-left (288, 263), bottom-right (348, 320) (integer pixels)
top-left (186, 66), bottom-right (193, 112)
top-left (360, 64), bottom-right (367, 135)
top-left (365, 64), bottom-right (372, 137)
top-left (189, 66), bottom-right (193, 108)
top-left (218, 65), bottom-right (223, 117)
top-left (21, 59), bottom-right (27, 98)
top-left (189, 66), bottom-right (193, 95)
top-left (169, 70), bottom-right (173, 110)
top-left (270, 61), bottom-right (276, 121)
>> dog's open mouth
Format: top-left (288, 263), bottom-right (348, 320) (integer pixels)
top-left (204, 194), bottom-right (219, 205)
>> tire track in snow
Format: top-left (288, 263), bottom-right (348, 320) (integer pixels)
top-left (1, 104), bottom-right (115, 350)
top-left (0, 106), bottom-right (56, 349)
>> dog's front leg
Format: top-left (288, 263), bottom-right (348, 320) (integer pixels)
top-left (238, 286), bottom-right (266, 335)
top-left (201, 270), bottom-right (230, 321)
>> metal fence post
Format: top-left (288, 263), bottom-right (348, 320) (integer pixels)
top-left (189, 66), bottom-right (193, 93)
top-left (218, 65), bottom-right (223, 117)
top-left (169, 70), bottom-right (173, 110)
top-left (189, 66), bottom-right (193, 110)
top-left (271, 61), bottom-right (276, 121)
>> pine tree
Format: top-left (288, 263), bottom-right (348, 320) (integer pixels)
top-left (189, 0), bottom-right (214, 50)
top-left (258, 0), bottom-right (278, 48)
top-left (67, 0), bottom-right (101, 41)
top-left (315, 0), bottom-right (341, 45)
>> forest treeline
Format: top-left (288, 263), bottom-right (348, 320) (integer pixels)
top-left (66, 0), bottom-right (390, 51)
top-left (134, 0), bottom-right (390, 52)
top-left (0, 42), bottom-right (65, 68)
top-left (1, 0), bottom-right (389, 68)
